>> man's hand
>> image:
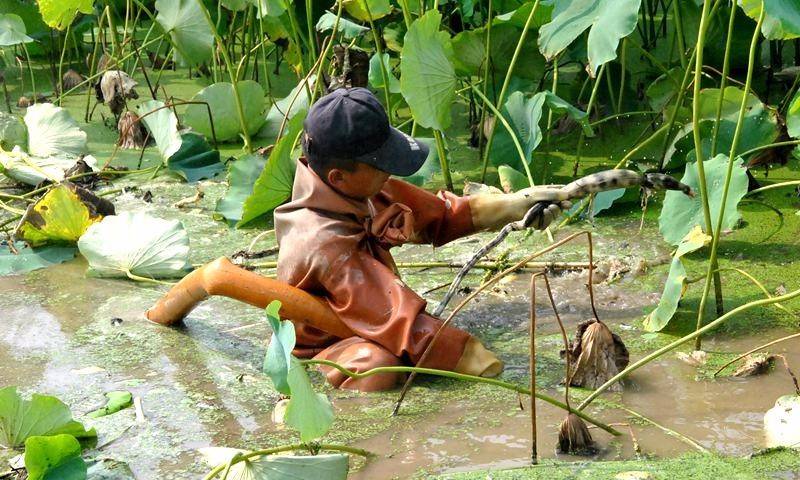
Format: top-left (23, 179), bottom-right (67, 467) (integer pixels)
top-left (468, 185), bottom-right (571, 231)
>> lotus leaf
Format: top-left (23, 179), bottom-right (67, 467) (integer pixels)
top-left (216, 153), bottom-right (268, 224)
top-left (184, 81), bottom-right (266, 142)
top-left (787, 89), bottom-right (800, 139)
top-left (37, 0), bottom-right (92, 30)
top-left (285, 357), bottom-right (334, 442)
top-left (741, 0), bottom-right (800, 40)
top-left (167, 132), bottom-right (224, 182)
top-left (257, 76), bottom-right (315, 141)
top-left (221, 0), bottom-right (248, 11)
top-left (15, 184), bottom-right (113, 247)
top-left (0, 13), bottom-right (32, 45)
top-left (240, 111), bottom-right (305, 226)
top-left (24, 103), bottom-right (87, 157)
top-left (78, 211), bottom-right (191, 279)
top-left (0, 386), bottom-right (96, 448)
top-left (538, 0), bottom-right (642, 76)
top-left (0, 242), bottom-right (76, 276)
top-left (155, 0), bottom-right (214, 66)
top-left (0, 148), bottom-right (98, 186)
top-left (451, 24), bottom-right (544, 79)
top-left (342, 0), bottom-right (392, 22)
top-left (400, 138), bottom-right (439, 186)
top-left (643, 226), bottom-right (711, 332)
top-left (250, 0), bottom-right (287, 18)
top-left (200, 448), bottom-right (348, 480)
top-left (0, 111), bottom-right (27, 149)
top-left (659, 154), bottom-right (748, 246)
top-left (86, 391), bottom-right (133, 418)
top-left (764, 394), bottom-right (800, 448)
top-left (316, 11), bottom-right (369, 38)
top-left (369, 53), bottom-right (401, 93)
top-left (136, 100), bottom-right (182, 159)
top-left (24, 434), bottom-right (86, 480)
top-left (263, 301), bottom-right (295, 395)
top-left (498, 164), bottom-right (528, 193)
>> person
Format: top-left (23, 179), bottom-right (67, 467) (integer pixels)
top-left (274, 87), bottom-right (570, 392)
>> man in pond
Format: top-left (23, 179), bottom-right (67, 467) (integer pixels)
top-left (273, 87), bottom-right (570, 391)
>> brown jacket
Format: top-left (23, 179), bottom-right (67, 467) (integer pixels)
top-left (274, 159), bottom-right (475, 370)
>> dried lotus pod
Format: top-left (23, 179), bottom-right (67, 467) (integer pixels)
top-left (733, 354), bottom-right (776, 377)
top-left (557, 413), bottom-right (597, 455)
top-left (117, 111), bottom-right (149, 148)
top-left (62, 69), bottom-right (85, 91)
top-left (562, 319), bottom-right (629, 391)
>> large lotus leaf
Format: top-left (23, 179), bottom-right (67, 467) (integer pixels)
top-left (285, 358), bottom-right (334, 442)
top-left (15, 184), bottom-right (112, 247)
top-left (368, 53), bottom-right (401, 94)
top-left (200, 448), bottom-right (348, 480)
top-left (263, 301), bottom-right (295, 395)
top-left (167, 132), bottom-right (224, 182)
top-left (643, 226), bottom-right (711, 332)
top-left (787, 89), bottom-right (800, 139)
top-left (491, 90), bottom-right (592, 171)
top-left (77, 211), bottom-right (191, 279)
top-left (0, 13), bottom-right (32, 45)
top-left (494, 1), bottom-right (554, 29)
top-left (741, 0), bottom-right (800, 40)
top-left (659, 154), bottom-right (748, 246)
top-left (0, 242), bottom-right (76, 276)
top-left (215, 153), bottom-right (268, 224)
top-left (538, 0), bottom-right (642, 76)
top-left (400, 11), bottom-right (456, 131)
top-left (451, 24), bottom-right (545, 79)
top-left (0, 112), bottom-right (27, 149)
top-left (38, 0), bottom-right (92, 30)
top-left (155, 0), bottom-right (214, 66)
top-left (24, 103), bottom-right (87, 157)
top-left (316, 11), bottom-right (369, 38)
top-left (0, 148), bottom-right (98, 186)
top-left (0, 386), bottom-right (96, 448)
top-left (240, 111), bottom-right (305, 226)
top-left (342, 0), bottom-right (392, 22)
top-left (24, 434), bottom-right (86, 480)
top-left (184, 81), bottom-right (266, 142)
top-left (86, 391), bottom-right (133, 419)
top-left (257, 76), bottom-right (315, 141)
top-left (136, 100), bottom-right (182, 159)
top-left (250, 0), bottom-right (287, 18)
top-left (400, 137), bottom-right (439, 186)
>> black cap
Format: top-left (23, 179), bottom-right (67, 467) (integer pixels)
top-left (303, 87), bottom-right (429, 176)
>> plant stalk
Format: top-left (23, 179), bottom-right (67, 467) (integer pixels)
top-left (710, 0), bottom-right (739, 157)
top-left (433, 130), bottom-right (453, 191)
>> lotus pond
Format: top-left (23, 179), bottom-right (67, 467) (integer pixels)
top-left (1, 0), bottom-right (800, 479)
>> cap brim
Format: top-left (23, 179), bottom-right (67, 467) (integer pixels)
top-left (353, 128), bottom-right (430, 177)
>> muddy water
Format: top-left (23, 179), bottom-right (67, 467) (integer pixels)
top-left (0, 210), bottom-right (798, 478)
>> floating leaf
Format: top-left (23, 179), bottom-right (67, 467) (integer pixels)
top-left (37, 0), bottom-right (92, 30)
top-left (216, 153), bottom-right (268, 224)
top-left (200, 448), bottom-right (349, 480)
top-left (86, 391), bottom-right (133, 419)
top-left (368, 53), bottom-right (401, 94)
top-left (0, 242), bottom-right (76, 276)
top-left (0, 386), bottom-right (96, 448)
top-left (15, 184), bottom-right (114, 247)
top-left (538, 0), bottom-right (642, 75)
top-left (240, 111), bottom-right (305, 226)
top-left (167, 132), bottom-right (224, 182)
top-left (155, 0), bottom-right (214, 66)
top-left (184, 81), bottom-right (266, 142)
top-left (316, 11), bottom-right (369, 38)
top-left (740, 0), bottom-right (800, 40)
top-left (263, 301), bottom-right (296, 395)
top-left (659, 154), bottom-right (748, 246)
top-left (285, 358), bottom-right (334, 442)
top-left (643, 226), bottom-right (711, 332)
top-left (78, 211), bottom-right (191, 279)
top-left (0, 13), bottom-right (33, 45)
top-left (257, 76), bottom-right (315, 141)
top-left (24, 103), bottom-right (87, 157)
top-left (342, 0), bottom-right (392, 22)
top-left (24, 434), bottom-right (86, 480)
top-left (0, 148), bottom-right (98, 186)
top-left (400, 10), bottom-right (456, 131)
top-left (399, 137), bottom-right (439, 186)
top-left (0, 112), bottom-right (27, 149)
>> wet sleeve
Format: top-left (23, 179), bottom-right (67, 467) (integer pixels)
top-left (317, 247), bottom-right (471, 370)
top-left (378, 179), bottom-right (475, 246)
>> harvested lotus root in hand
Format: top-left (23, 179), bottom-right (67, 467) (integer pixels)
top-left (562, 319), bottom-right (629, 391)
top-left (557, 413), bottom-right (597, 455)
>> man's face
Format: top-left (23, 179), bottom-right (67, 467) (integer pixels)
top-left (327, 162), bottom-right (391, 200)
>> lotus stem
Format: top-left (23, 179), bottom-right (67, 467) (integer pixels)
top-left (747, 180), bottom-right (800, 195)
top-left (740, 141), bottom-right (800, 159)
top-left (693, 7), bottom-right (765, 351)
top-left (529, 273), bottom-right (542, 464)
top-left (714, 332), bottom-right (800, 377)
top-left (572, 64), bottom-right (606, 177)
top-left (709, 0), bottom-right (739, 157)
top-left (433, 130), bottom-right (453, 191)
top-left (57, 20), bottom-right (72, 106)
top-left (478, 0), bottom-right (494, 183)
top-left (365, 2), bottom-right (393, 121)
top-left (613, 403), bottom-right (709, 453)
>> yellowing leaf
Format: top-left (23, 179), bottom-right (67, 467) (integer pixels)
top-left (38, 0), bottom-right (93, 30)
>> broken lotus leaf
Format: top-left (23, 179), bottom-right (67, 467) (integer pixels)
top-left (200, 447), bottom-right (349, 480)
top-left (24, 434), bottom-right (87, 480)
top-left (0, 242), bottom-right (76, 276)
top-left (15, 183), bottom-right (114, 247)
top-left (764, 394), bottom-right (800, 448)
top-left (24, 103), bottom-right (87, 158)
top-left (184, 80), bottom-right (266, 142)
top-left (565, 319), bottom-right (629, 392)
top-left (77, 211), bottom-right (192, 279)
top-left (0, 386), bottom-right (96, 448)
top-left (285, 357), bottom-right (335, 443)
top-left (644, 226), bottom-right (711, 332)
top-left (0, 148), bottom-right (98, 186)
top-left (86, 391), bottom-right (133, 418)
top-left (263, 301), bottom-right (296, 396)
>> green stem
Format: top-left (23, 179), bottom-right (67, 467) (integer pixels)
top-left (195, 0), bottom-right (253, 152)
top-left (578, 286), bottom-right (800, 410)
top-left (673, 0), bottom-right (688, 71)
top-left (479, 0), bottom-right (540, 178)
top-left (616, 39), bottom-right (627, 115)
top-left (398, 0), bottom-right (413, 27)
top-left (710, 0), bottom-right (738, 157)
top-left (740, 140), bottom-right (800, 158)
top-left (693, 7), bottom-right (765, 351)
top-left (478, 0), bottom-right (494, 182)
top-left (305, 0), bottom-right (318, 62)
top-left (747, 179), bottom-right (800, 195)
top-left (21, 43), bottom-right (36, 101)
top-left (57, 20), bottom-right (72, 105)
top-left (572, 64), bottom-right (606, 176)
top-left (286, 5), bottom-right (308, 75)
top-left (433, 130), bottom-right (453, 191)
top-left (303, 359), bottom-right (621, 436)
top-left (310, 1), bottom-right (343, 102)
top-left (365, 2), bottom-right (392, 120)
